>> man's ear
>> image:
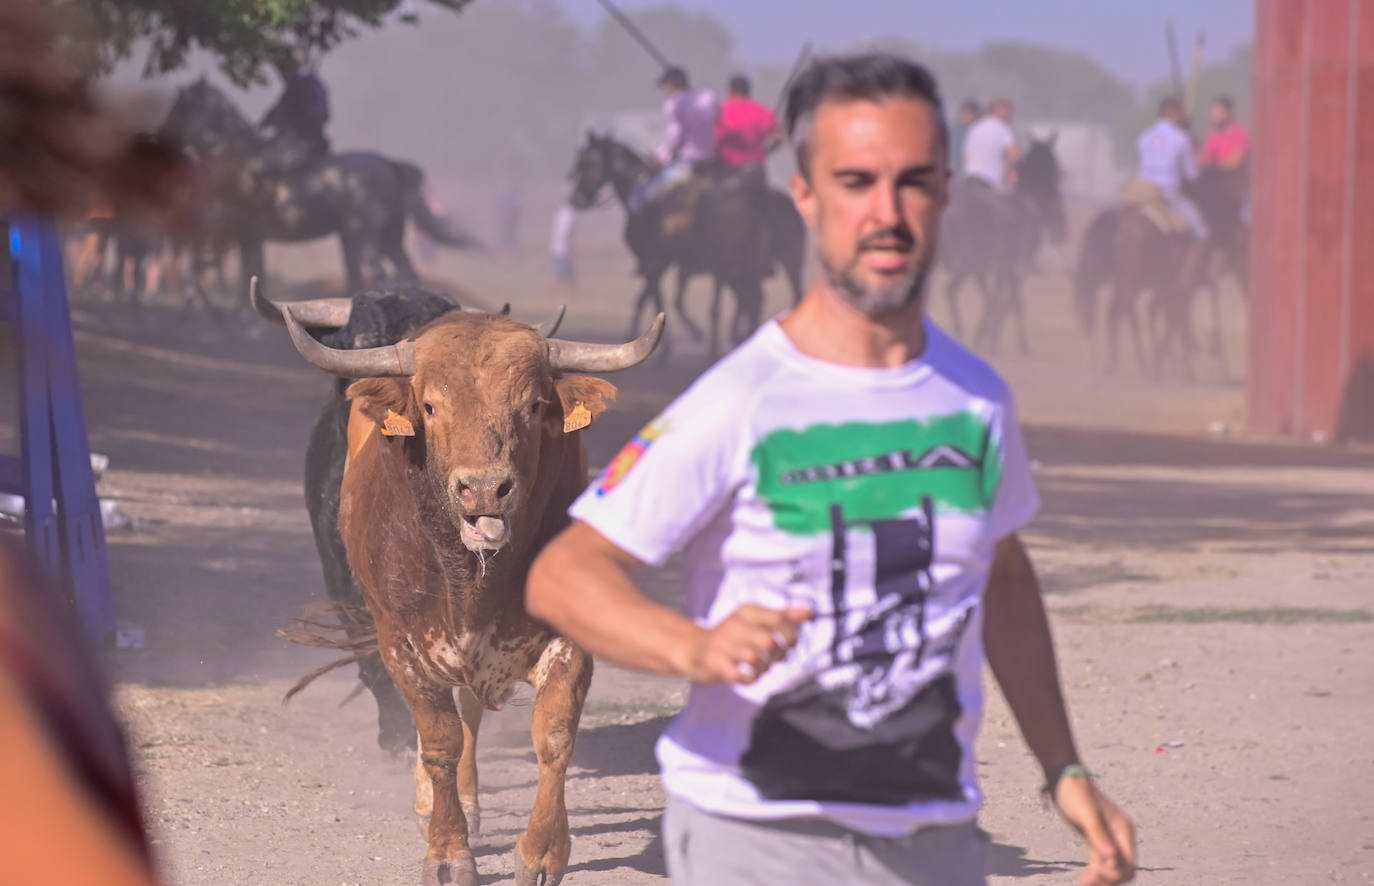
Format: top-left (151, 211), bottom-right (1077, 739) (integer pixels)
top-left (554, 376), bottom-right (618, 434)
top-left (791, 170), bottom-right (817, 230)
top-left (346, 378), bottom-right (419, 437)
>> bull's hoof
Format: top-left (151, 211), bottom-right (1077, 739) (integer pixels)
top-left (514, 850), bottom-right (561, 886)
top-left (421, 855), bottom-right (478, 886)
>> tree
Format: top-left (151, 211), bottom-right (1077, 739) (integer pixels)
top-left (78, 0), bottom-right (473, 88)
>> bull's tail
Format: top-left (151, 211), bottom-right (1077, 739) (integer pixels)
top-left (277, 601), bottom-right (379, 703)
top-left (394, 161), bottom-right (484, 251)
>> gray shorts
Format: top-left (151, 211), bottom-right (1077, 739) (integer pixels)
top-left (663, 794), bottom-right (987, 886)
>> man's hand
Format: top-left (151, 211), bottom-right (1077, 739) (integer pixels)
top-left (677, 604), bottom-right (813, 684)
top-left (1053, 775), bottom-right (1137, 885)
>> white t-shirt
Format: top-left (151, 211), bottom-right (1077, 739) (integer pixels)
top-left (569, 316), bottom-right (1040, 837)
top-left (1137, 118), bottom-right (1198, 194)
top-left (962, 116), bottom-right (1017, 193)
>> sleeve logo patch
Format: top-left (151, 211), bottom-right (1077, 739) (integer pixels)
top-left (596, 421), bottom-right (667, 496)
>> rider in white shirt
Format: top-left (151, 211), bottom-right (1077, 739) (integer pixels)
top-left (1136, 96), bottom-right (1208, 240)
top-left (961, 98), bottom-right (1019, 195)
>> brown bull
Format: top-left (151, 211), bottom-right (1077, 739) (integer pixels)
top-left (271, 295), bottom-right (664, 886)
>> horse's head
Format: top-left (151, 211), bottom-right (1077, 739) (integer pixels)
top-left (1017, 133), bottom-right (1068, 244)
top-left (568, 131), bottom-right (644, 209)
top-left (160, 77), bottom-right (254, 157)
top-left (568, 132), bottom-right (612, 209)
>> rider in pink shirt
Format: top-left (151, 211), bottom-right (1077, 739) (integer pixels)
top-left (1199, 96), bottom-right (1249, 169)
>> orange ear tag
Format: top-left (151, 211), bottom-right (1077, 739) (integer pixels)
top-left (563, 402), bottom-right (592, 434)
top-left (382, 409), bottom-right (416, 437)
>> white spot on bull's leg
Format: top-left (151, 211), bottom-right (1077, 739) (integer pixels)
top-left (531, 638), bottom-right (575, 688)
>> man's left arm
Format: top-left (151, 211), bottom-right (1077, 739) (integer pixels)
top-left (984, 533), bottom-right (1137, 886)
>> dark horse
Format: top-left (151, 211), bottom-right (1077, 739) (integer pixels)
top-left (568, 132), bottom-right (805, 356)
top-left (1074, 166), bottom-right (1247, 381)
top-left (158, 78), bottom-right (479, 299)
top-left (939, 135), bottom-right (1068, 355)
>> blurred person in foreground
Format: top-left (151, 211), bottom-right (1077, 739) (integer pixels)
top-left (528, 52), bottom-right (1135, 886)
top-left (1, 2), bottom-right (185, 882)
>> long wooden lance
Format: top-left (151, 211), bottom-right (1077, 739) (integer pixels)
top-left (594, 0), bottom-right (673, 70)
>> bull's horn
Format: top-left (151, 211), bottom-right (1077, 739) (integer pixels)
top-left (250, 276), bottom-right (353, 329)
top-left (547, 313), bottom-right (665, 373)
top-left (538, 304), bottom-right (567, 337)
top-left (280, 303), bottom-right (416, 378)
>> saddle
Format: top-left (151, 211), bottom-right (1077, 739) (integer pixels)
top-left (1117, 178), bottom-right (1190, 235)
top-left (656, 163), bottom-right (725, 237)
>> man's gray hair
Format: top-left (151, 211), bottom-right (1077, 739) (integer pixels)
top-left (785, 52), bottom-right (948, 179)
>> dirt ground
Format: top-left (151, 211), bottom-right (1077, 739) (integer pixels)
top-left (35, 195), bottom-right (1374, 885)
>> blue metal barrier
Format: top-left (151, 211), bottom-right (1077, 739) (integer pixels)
top-left (0, 214), bottom-right (115, 645)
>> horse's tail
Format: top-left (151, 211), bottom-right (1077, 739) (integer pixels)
top-left (394, 161), bottom-right (483, 250)
top-left (1074, 208), bottom-right (1117, 334)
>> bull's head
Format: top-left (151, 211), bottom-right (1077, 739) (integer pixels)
top-left (260, 281), bottom-right (663, 555)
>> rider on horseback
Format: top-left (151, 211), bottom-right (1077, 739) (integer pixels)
top-left (961, 97), bottom-right (1019, 194)
top-left (627, 66), bottom-right (719, 214)
top-left (1133, 96), bottom-right (1207, 242)
top-left (256, 40), bottom-right (330, 178)
top-left (714, 74), bottom-right (782, 190)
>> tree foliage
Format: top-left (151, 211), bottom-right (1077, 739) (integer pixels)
top-left (79, 0), bottom-right (473, 87)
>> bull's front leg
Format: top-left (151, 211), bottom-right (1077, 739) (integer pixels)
top-left (384, 660), bottom-right (478, 886)
top-left (413, 688), bottom-right (484, 839)
top-left (514, 638), bottom-right (592, 886)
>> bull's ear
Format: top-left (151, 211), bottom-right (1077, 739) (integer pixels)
top-left (554, 376), bottom-right (618, 434)
top-left (346, 378), bottom-right (419, 437)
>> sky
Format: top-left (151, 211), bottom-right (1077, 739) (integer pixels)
top-left (558, 0), bottom-right (1254, 87)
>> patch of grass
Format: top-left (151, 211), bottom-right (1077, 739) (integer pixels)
top-left (1129, 606), bottom-right (1374, 625)
top-left (582, 700), bottom-right (682, 721)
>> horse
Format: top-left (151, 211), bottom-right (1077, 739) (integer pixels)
top-left (1074, 166), bottom-right (1247, 381)
top-left (567, 132), bottom-right (805, 357)
top-left (157, 78), bottom-right (480, 300)
top-left (939, 134), bottom-right (1068, 355)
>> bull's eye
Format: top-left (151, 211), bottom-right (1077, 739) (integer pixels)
top-left (424, 403), bottom-right (435, 416)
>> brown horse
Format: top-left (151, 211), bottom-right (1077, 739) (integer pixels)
top-left (568, 133), bottom-right (805, 357)
top-left (1074, 168), bottom-right (1247, 381)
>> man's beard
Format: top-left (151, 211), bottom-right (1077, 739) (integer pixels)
top-left (819, 226), bottom-right (933, 318)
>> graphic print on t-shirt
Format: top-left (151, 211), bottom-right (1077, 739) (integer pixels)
top-left (739, 412), bottom-right (1001, 806)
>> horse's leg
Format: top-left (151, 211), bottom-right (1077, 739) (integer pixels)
top-left (1009, 266), bottom-right (1031, 356)
top-left (239, 238), bottom-right (265, 310)
top-left (733, 277), bottom-right (764, 346)
top-left (340, 234), bottom-right (365, 296)
top-left (672, 267), bottom-right (705, 342)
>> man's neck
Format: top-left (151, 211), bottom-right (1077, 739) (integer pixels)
top-left (778, 281), bottom-right (928, 369)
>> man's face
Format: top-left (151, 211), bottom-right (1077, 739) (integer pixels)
top-left (957, 107), bottom-right (977, 126)
top-left (791, 96), bottom-right (949, 318)
top-left (1210, 101), bottom-right (1231, 128)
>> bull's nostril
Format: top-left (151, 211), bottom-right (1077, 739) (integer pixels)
top-left (458, 483), bottom-right (473, 498)
top-left (496, 479), bottom-right (514, 500)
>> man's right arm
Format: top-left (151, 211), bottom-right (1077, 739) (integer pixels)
top-left (527, 522), bottom-right (811, 684)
